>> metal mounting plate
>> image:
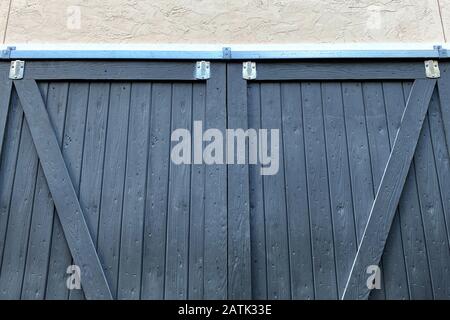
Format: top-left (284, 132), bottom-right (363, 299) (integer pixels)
top-left (243, 61), bottom-right (256, 80)
top-left (9, 60), bottom-right (25, 80)
top-left (425, 60), bottom-right (440, 79)
top-left (195, 61), bottom-right (210, 80)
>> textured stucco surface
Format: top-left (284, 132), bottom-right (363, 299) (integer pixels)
top-left (439, 0), bottom-right (450, 41)
top-left (0, 0), bottom-right (10, 43)
top-left (0, 0), bottom-right (448, 43)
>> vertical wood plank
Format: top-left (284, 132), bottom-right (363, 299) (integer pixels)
top-left (342, 82), bottom-right (374, 244)
top-left (322, 82), bottom-right (357, 298)
top-left (141, 83), bottom-right (172, 299)
top-left (79, 82), bottom-right (110, 243)
top-left (164, 83), bottom-right (192, 299)
top-left (69, 81), bottom-right (110, 300)
top-left (97, 83), bottom-right (131, 298)
top-left (302, 82), bottom-right (338, 299)
top-left (247, 83), bottom-right (267, 299)
top-left (226, 64), bottom-right (252, 299)
top-left (188, 83), bottom-right (206, 299)
top-left (413, 94), bottom-right (450, 299)
top-left (0, 84), bottom-right (46, 299)
top-left (428, 90), bottom-right (450, 249)
top-left (22, 82), bottom-right (69, 299)
top-left (45, 82), bottom-right (89, 299)
top-left (0, 117), bottom-right (39, 299)
top-left (0, 89), bottom-right (24, 273)
top-left (436, 62), bottom-right (450, 160)
top-left (260, 83), bottom-right (291, 299)
top-left (118, 83), bottom-right (151, 299)
top-left (204, 63), bottom-right (227, 299)
top-left (281, 82), bottom-right (314, 299)
top-left (0, 80), bottom-right (12, 160)
top-left (342, 79), bottom-right (436, 300)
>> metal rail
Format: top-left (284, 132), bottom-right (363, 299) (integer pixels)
top-left (1, 44), bottom-right (448, 60)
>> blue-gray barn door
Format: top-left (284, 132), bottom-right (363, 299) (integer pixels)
top-left (239, 61), bottom-right (450, 300)
top-left (0, 60), bottom-right (449, 300)
top-left (0, 61), bottom-right (252, 300)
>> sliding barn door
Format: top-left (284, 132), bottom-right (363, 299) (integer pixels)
top-left (0, 60), bottom-right (449, 300)
top-left (230, 61), bottom-right (450, 300)
top-left (0, 61), bottom-right (253, 300)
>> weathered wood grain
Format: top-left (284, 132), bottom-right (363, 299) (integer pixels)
top-left (141, 83), bottom-right (172, 299)
top-left (203, 63), bottom-right (227, 299)
top-left (302, 82), bottom-right (338, 299)
top-left (342, 79), bottom-right (436, 300)
top-left (260, 83), bottom-right (291, 299)
top-left (14, 80), bottom-right (112, 300)
top-left (117, 83), bottom-right (151, 299)
top-left (0, 80), bottom-right (12, 160)
top-left (46, 82), bottom-right (89, 299)
top-left (281, 82), bottom-right (314, 299)
top-left (22, 82), bottom-right (69, 299)
top-left (226, 63), bottom-right (252, 299)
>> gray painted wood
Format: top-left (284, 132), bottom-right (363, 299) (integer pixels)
top-left (402, 82), bottom-right (435, 299)
top-left (247, 83), bottom-right (268, 299)
top-left (360, 83), bottom-right (387, 300)
top-left (413, 95), bottom-right (450, 299)
top-left (79, 82), bottom-right (110, 244)
top-left (437, 62), bottom-right (450, 160)
top-left (435, 65), bottom-right (450, 247)
top-left (118, 83), bottom-right (151, 299)
top-left (188, 83), bottom-right (206, 299)
top-left (204, 63), bottom-right (227, 299)
top-left (0, 80), bottom-right (12, 160)
top-left (260, 83), bottom-right (291, 299)
top-left (281, 82), bottom-right (314, 299)
top-left (165, 83), bottom-right (192, 299)
top-left (0, 88), bottom-right (24, 274)
top-left (363, 82), bottom-right (408, 300)
top-left (396, 169), bottom-right (433, 300)
top-left (302, 82), bottom-right (338, 299)
top-left (226, 64), bottom-right (252, 299)
top-left (141, 83), bottom-right (172, 299)
top-left (321, 82), bottom-right (357, 298)
top-left (97, 83), bottom-right (131, 299)
top-left (13, 80), bottom-right (112, 300)
top-left (0, 118), bottom-right (39, 299)
top-left (384, 82), bottom-right (433, 299)
top-left (256, 62), bottom-right (427, 81)
top-left (428, 89), bottom-right (450, 250)
top-left (69, 82), bottom-right (110, 300)
top-left (22, 82), bottom-right (69, 299)
top-left (45, 82), bottom-right (89, 299)
top-left (2, 61), bottom-right (198, 81)
top-left (382, 82), bottom-right (429, 299)
top-left (1, 61), bottom-right (450, 300)
top-left (0, 85), bottom-right (46, 299)
top-left (341, 82), bottom-right (375, 244)
top-left (342, 79), bottom-right (436, 300)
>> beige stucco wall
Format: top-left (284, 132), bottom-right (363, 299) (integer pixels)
top-left (440, 0), bottom-right (450, 41)
top-left (0, 0), bottom-right (448, 44)
top-left (0, 0), bottom-right (9, 43)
